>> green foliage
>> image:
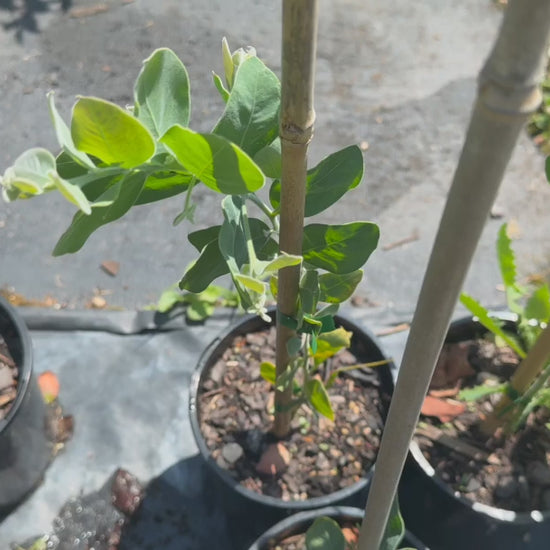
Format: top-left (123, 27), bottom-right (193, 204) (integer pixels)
top-left (0, 41), bottom-right (380, 432)
top-left (460, 222), bottom-right (550, 432)
top-left (303, 497), bottom-right (414, 550)
top-left (527, 68), bottom-right (550, 154)
top-left (305, 517), bottom-right (346, 550)
top-left (156, 284), bottom-right (238, 321)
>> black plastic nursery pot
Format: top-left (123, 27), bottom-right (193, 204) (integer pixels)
top-left (399, 313), bottom-right (550, 550)
top-left (247, 505), bottom-right (427, 550)
top-left (0, 295), bottom-right (50, 514)
top-left (189, 310), bottom-right (394, 544)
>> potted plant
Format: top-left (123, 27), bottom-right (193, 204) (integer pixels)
top-left (247, 504), bottom-right (425, 550)
top-left (400, 218), bottom-right (550, 549)
top-left (0, 294), bottom-right (51, 513)
top-left (0, 39), bottom-right (393, 523)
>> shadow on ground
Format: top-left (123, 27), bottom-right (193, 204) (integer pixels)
top-left (0, 0), bottom-right (70, 41)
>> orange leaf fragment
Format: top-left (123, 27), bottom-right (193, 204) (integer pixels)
top-left (421, 395), bottom-right (466, 423)
top-left (38, 371), bottom-right (60, 404)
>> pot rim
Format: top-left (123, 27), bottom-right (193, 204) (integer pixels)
top-left (189, 308), bottom-right (394, 510)
top-left (0, 295), bottom-right (33, 434)
top-left (247, 505), bottom-right (427, 549)
top-left (410, 311), bottom-right (550, 525)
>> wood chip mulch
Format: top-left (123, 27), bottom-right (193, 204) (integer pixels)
top-left (416, 338), bottom-right (550, 512)
top-left (198, 325), bottom-right (390, 502)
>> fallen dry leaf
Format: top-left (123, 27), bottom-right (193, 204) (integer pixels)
top-left (430, 341), bottom-right (475, 389)
top-left (90, 296), bottom-right (107, 309)
top-left (421, 395), bottom-right (466, 423)
top-left (69, 3), bottom-right (109, 18)
top-left (38, 371), bottom-right (60, 403)
top-left (101, 260), bottom-right (120, 277)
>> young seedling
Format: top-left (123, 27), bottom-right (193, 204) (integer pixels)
top-left (460, 218), bottom-right (550, 434)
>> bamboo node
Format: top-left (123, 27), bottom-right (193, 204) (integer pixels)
top-left (280, 122), bottom-right (314, 145)
top-left (478, 71), bottom-right (543, 117)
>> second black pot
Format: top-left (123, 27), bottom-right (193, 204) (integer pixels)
top-left (399, 313), bottom-right (550, 550)
top-left (189, 310), bottom-right (394, 547)
top-left (0, 295), bottom-right (51, 515)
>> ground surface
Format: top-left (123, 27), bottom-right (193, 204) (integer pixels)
top-left (0, 0), bottom-right (549, 315)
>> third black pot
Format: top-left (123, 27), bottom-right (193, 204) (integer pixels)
top-left (248, 506), bottom-right (428, 549)
top-left (189, 309), bottom-right (394, 548)
top-left (0, 295), bottom-right (51, 515)
top-left (399, 313), bottom-right (550, 550)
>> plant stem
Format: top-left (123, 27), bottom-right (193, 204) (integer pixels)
top-left (274, 0), bottom-right (319, 439)
top-left (247, 193), bottom-right (280, 232)
top-left (481, 322), bottom-right (550, 435)
top-left (358, 1), bottom-right (550, 547)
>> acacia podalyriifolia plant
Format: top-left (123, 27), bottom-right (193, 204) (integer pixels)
top-left (0, 42), bottom-right (382, 430)
top-left (459, 214), bottom-right (550, 434)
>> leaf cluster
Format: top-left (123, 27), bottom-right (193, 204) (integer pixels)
top-left (459, 222), bottom-right (550, 431)
top-left (0, 41), bottom-right (380, 428)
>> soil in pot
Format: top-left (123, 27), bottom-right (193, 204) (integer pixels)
top-left (0, 334), bottom-right (19, 420)
top-left (198, 323), bottom-right (390, 502)
top-left (416, 333), bottom-right (550, 512)
top-left (266, 520), bottom-right (360, 550)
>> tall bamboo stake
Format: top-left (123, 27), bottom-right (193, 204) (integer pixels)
top-left (274, 0), bottom-right (319, 438)
top-left (358, 1), bottom-right (550, 547)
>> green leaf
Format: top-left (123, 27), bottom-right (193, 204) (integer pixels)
top-left (302, 223), bottom-right (379, 274)
top-left (458, 382), bottom-right (507, 402)
top-left (319, 270), bottom-right (363, 304)
top-left (253, 138), bottom-right (281, 179)
top-left (286, 336), bottom-right (303, 357)
top-left (134, 48), bottom-right (191, 138)
top-left (71, 97), bottom-right (155, 168)
top-left (222, 37), bottom-right (234, 88)
top-left (380, 496), bottom-right (406, 550)
top-left (260, 361), bottom-right (277, 384)
top-left (300, 269), bottom-right (320, 315)
top-left (185, 295), bottom-right (215, 321)
top-left (212, 72), bottom-right (230, 103)
top-left (51, 173), bottom-right (92, 214)
top-left (497, 223), bottom-right (517, 290)
top-left (545, 156), bottom-right (550, 183)
top-left (313, 327), bottom-right (352, 366)
top-left (52, 172), bottom-right (147, 255)
top-left (306, 378), bottom-right (334, 420)
top-left (261, 253), bottom-right (302, 275)
top-left (188, 226), bottom-right (222, 252)
top-left (48, 92), bottom-right (95, 168)
top-left (305, 517), bottom-right (346, 550)
top-left (525, 284), bottom-right (550, 323)
top-left (213, 56), bottom-right (280, 157)
top-left (56, 151), bottom-right (88, 179)
top-left (157, 287), bottom-right (185, 313)
top-left (1, 148), bottom-right (57, 199)
top-left (161, 126), bottom-right (265, 194)
top-left (135, 171), bottom-right (192, 205)
top-left (179, 240), bottom-right (229, 293)
top-left (460, 293), bottom-right (526, 358)
top-left (270, 145), bottom-right (363, 216)
top-left (235, 274), bottom-right (266, 294)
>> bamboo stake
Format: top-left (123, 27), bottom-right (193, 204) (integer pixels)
top-left (358, 1), bottom-right (550, 547)
top-left (482, 322), bottom-right (550, 434)
top-left (274, 0), bottom-right (319, 438)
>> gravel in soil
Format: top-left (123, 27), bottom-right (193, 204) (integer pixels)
top-left (198, 325), bottom-right (390, 502)
top-left (416, 337), bottom-right (550, 512)
top-left (0, 334), bottom-right (18, 421)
